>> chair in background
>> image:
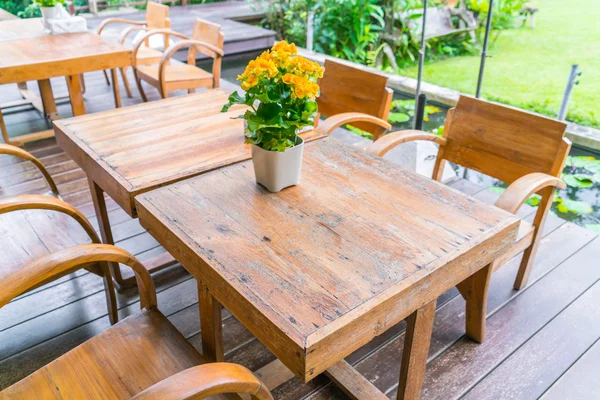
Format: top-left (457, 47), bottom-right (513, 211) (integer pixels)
top-left (0, 244), bottom-right (273, 400)
top-left (367, 95), bottom-right (569, 341)
top-left (0, 144), bottom-right (119, 324)
top-left (97, 1), bottom-right (171, 99)
top-left (314, 59), bottom-right (393, 139)
top-left (133, 18), bottom-right (224, 100)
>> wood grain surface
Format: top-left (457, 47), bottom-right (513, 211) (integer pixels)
top-left (136, 138), bottom-right (519, 381)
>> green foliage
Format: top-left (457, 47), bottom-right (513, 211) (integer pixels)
top-left (1, 0), bottom-right (38, 17)
top-left (259, 0), bottom-right (385, 65)
top-left (222, 87), bottom-right (317, 152)
top-left (554, 197), bottom-right (593, 215)
top-left (562, 173), bottom-right (595, 189)
top-left (467, 0), bottom-right (528, 43)
top-left (345, 125), bottom-right (373, 139)
top-left (388, 99), bottom-right (442, 124)
top-left (32, 0), bottom-right (64, 8)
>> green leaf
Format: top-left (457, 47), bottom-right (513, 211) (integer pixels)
top-left (221, 91), bottom-right (246, 112)
top-left (525, 194), bottom-right (541, 207)
top-left (584, 224), bottom-right (600, 235)
top-left (554, 197), bottom-right (593, 215)
top-left (388, 112), bottom-right (410, 124)
top-left (562, 173), bottom-right (595, 188)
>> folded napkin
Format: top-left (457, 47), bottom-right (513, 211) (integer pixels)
top-left (43, 4), bottom-right (88, 34)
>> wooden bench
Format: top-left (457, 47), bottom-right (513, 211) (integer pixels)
top-left (403, 6), bottom-right (477, 41)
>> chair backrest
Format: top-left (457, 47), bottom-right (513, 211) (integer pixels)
top-left (317, 59), bottom-right (393, 139)
top-left (191, 18), bottom-right (224, 54)
top-left (145, 1), bottom-right (170, 30)
top-left (439, 96), bottom-right (570, 184)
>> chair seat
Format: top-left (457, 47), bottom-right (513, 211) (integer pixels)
top-left (0, 309), bottom-right (204, 399)
top-left (136, 62), bottom-right (213, 88)
top-left (135, 46), bottom-right (164, 64)
top-left (0, 209), bottom-right (93, 279)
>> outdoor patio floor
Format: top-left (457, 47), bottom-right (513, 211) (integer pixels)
top-left (1, 72), bottom-right (599, 399)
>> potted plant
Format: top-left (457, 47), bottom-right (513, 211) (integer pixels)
top-left (222, 41), bottom-right (324, 193)
top-left (34, 0), bottom-right (66, 22)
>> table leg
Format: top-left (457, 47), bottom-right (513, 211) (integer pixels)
top-left (198, 281), bottom-right (224, 362)
top-left (65, 74), bottom-right (86, 116)
top-left (110, 69), bottom-right (122, 108)
top-left (397, 301), bottom-right (436, 400)
top-left (88, 178), bottom-right (128, 286)
top-left (457, 263), bottom-right (493, 343)
top-left (38, 79), bottom-right (59, 123)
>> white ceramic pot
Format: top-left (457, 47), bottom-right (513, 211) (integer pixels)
top-left (41, 5), bottom-right (60, 21)
top-left (251, 137), bottom-right (304, 193)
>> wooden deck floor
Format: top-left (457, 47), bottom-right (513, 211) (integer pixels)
top-left (1, 73), bottom-right (600, 399)
top-left (85, 0), bottom-right (274, 57)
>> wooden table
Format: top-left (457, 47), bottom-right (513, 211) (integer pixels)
top-left (54, 90), bottom-right (324, 286)
top-left (0, 18), bottom-right (131, 146)
top-left (135, 138), bottom-right (520, 399)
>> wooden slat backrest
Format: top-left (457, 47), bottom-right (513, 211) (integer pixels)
top-left (191, 18), bottom-right (224, 58)
top-left (317, 59), bottom-right (393, 138)
top-left (145, 2), bottom-right (170, 29)
top-left (441, 96), bottom-right (570, 184)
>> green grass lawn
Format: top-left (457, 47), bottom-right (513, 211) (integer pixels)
top-left (399, 0), bottom-right (600, 128)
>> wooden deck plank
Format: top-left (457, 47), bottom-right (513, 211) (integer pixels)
top-left (462, 272), bottom-right (600, 399)
top-left (403, 234), bottom-right (600, 400)
top-left (540, 338), bottom-right (600, 400)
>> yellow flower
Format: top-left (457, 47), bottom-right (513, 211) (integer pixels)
top-left (282, 73), bottom-right (294, 84)
top-left (241, 73), bottom-right (259, 90)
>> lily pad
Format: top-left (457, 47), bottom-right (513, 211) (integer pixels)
top-left (562, 173), bottom-right (595, 188)
top-left (388, 112), bottom-right (410, 124)
top-left (554, 197), bottom-right (593, 215)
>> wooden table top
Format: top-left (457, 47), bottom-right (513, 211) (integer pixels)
top-left (55, 90), bottom-right (324, 217)
top-left (135, 138), bottom-right (520, 381)
top-left (0, 24), bottom-right (131, 84)
top-left (0, 18), bottom-right (46, 41)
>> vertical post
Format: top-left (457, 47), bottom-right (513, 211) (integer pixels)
top-left (307, 10), bottom-right (314, 52)
top-left (414, 0), bottom-right (428, 129)
top-left (414, 94), bottom-right (427, 131)
top-left (475, 0), bottom-right (494, 98)
top-left (558, 65), bottom-right (580, 121)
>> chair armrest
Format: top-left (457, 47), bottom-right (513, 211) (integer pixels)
top-left (366, 130), bottom-right (447, 157)
top-left (0, 144), bottom-right (59, 195)
top-left (131, 363), bottom-right (273, 400)
top-left (97, 18), bottom-right (145, 35)
top-left (0, 194), bottom-right (100, 244)
top-left (495, 172), bottom-right (566, 215)
top-left (161, 39), bottom-right (224, 64)
top-left (132, 29), bottom-right (189, 65)
top-left (315, 112), bottom-right (392, 136)
top-left (119, 25), bottom-right (147, 44)
top-left (0, 244), bottom-right (156, 309)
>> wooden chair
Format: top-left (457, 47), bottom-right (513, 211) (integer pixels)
top-left (367, 95), bottom-right (570, 341)
top-left (314, 59), bottom-right (393, 140)
top-left (133, 18), bottom-right (224, 100)
top-left (97, 1), bottom-right (171, 99)
top-left (0, 110), bottom-right (8, 145)
top-left (0, 144), bottom-right (119, 324)
top-left (0, 244), bottom-right (273, 400)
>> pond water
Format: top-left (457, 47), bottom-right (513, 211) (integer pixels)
top-left (207, 53), bottom-right (600, 234)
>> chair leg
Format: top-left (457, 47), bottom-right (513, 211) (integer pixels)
top-left (457, 263), bottom-right (493, 343)
top-left (0, 110), bottom-right (10, 144)
top-left (101, 262), bottom-right (119, 325)
top-left (79, 74), bottom-right (86, 94)
top-left (133, 70), bottom-right (148, 102)
top-left (119, 67), bottom-right (133, 98)
top-left (187, 88), bottom-right (196, 94)
top-left (102, 70), bottom-right (111, 85)
top-left (514, 241), bottom-right (538, 290)
top-left (514, 186), bottom-right (555, 290)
